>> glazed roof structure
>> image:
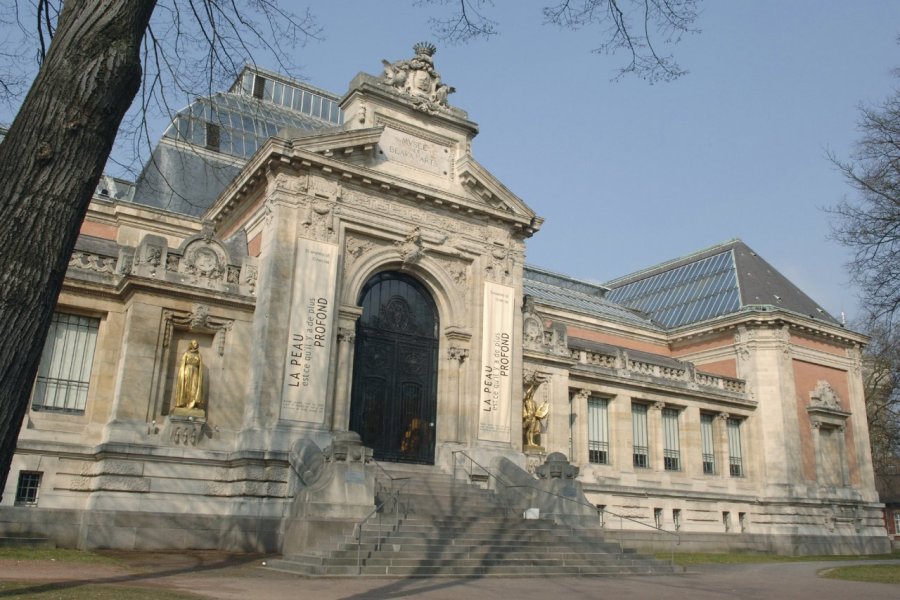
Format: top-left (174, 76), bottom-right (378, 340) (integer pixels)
top-left (604, 239), bottom-right (840, 329)
top-left (131, 67), bottom-right (342, 216)
top-left (524, 266), bottom-right (662, 331)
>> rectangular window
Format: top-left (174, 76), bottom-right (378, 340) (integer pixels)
top-left (33, 313), bottom-right (100, 414)
top-left (15, 471), bottom-right (42, 506)
top-left (205, 122), bottom-right (220, 151)
top-left (597, 504), bottom-right (606, 528)
top-left (723, 511), bottom-right (732, 532)
top-left (252, 75), bottom-right (266, 99)
top-left (662, 408), bottom-right (681, 471)
top-left (701, 413), bottom-right (716, 474)
top-left (654, 508), bottom-right (663, 529)
top-left (739, 511), bottom-right (747, 533)
top-left (632, 403), bottom-right (649, 468)
top-left (893, 512), bottom-right (900, 535)
top-left (587, 397), bottom-right (610, 464)
top-left (727, 418), bottom-right (744, 477)
top-left (673, 508), bottom-right (682, 531)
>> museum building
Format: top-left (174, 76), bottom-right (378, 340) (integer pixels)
top-left (0, 44), bottom-right (889, 555)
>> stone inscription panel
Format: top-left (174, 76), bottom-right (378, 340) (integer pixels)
top-left (380, 127), bottom-right (449, 176)
top-left (281, 238), bottom-right (339, 424)
top-left (479, 281), bottom-right (514, 442)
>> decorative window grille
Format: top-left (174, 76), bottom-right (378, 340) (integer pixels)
top-left (587, 397), bottom-right (610, 464)
top-left (32, 313), bottom-right (100, 414)
top-left (15, 471), bottom-right (42, 506)
top-left (727, 418), bottom-right (744, 477)
top-left (662, 408), bottom-right (681, 471)
top-left (632, 404), bottom-right (649, 468)
top-left (701, 413), bottom-right (716, 474)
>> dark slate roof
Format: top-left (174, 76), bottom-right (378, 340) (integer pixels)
top-left (524, 266), bottom-right (662, 331)
top-left (604, 239), bottom-right (840, 328)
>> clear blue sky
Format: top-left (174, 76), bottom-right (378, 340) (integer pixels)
top-left (4, 1), bottom-right (899, 324)
top-left (290, 1), bottom-right (900, 324)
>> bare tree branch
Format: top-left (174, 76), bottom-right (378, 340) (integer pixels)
top-left (829, 85), bottom-right (900, 326)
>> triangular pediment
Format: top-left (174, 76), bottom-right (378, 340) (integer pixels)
top-left (456, 156), bottom-right (538, 223)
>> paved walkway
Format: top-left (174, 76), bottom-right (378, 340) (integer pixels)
top-left (0, 552), bottom-right (897, 599)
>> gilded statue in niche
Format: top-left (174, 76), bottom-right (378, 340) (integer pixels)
top-left (523, 373), bottom-right (550, 451)
top-left (172, 340), bottom-right (205, 416)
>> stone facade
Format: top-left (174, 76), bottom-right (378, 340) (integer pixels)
top-left (1, 47), bottom-right (888, 555)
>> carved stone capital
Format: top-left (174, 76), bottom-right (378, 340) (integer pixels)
top-left (337, 327), bottom-right (356, 344)
top-left (448, 346), bottom-right (469, 364)
top-left (573, 389), bottom-right (591, 402)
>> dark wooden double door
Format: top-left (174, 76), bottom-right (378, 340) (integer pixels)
top-left (349, 272), bottom-right (438, 464)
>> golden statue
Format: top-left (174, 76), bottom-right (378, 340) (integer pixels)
top-left (523, 374), bottom-right (549, 450)
top-left (173, 340), bottom-right (204, 414)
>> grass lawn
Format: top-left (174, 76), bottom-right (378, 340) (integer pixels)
top-left (661, 550), bottom-right (900, 566)
top-left (821, 564), bottom-right (900, 584)
top-left (0, 547), bottom-right (121, 565)
top-left (0, 582), bottom-right (204, 599)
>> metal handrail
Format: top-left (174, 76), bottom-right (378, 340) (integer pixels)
top-left (451, 449), bottom-right (680, 565)
top-left (451, 450), bottom-right (513, 516)
top-left (354, 461), bottom-right (409, 575)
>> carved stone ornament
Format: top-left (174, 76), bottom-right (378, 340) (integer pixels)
top-left (535, 452), bottom-right (579, 480)
top-left (522, 296), bottom-right (545, 351)
top-left (810, 380), bottom-right (842, 410)
top-left (163, 305), bottom-right (234, 357)
top-left (344, 235), bottom-right (375, 268)
top-left (302, 197), bottom-right (337, 242)
top-left (181, 238), bottom-right (228, 282)
top-left (381, 42), bottom-right (456, 114)
top-left (396, 227), bottom-right (426, 266)
top-left (69, 251), bottom-right (117, 274)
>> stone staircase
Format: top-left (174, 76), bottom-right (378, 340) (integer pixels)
top-left (268, 463), bottom-right (678, 577)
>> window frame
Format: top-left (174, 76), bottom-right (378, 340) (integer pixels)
top-left (700, 413), bottom-right (716, 475)
top-left (662, 407), bottom-right (681, 471)
top-left (632, 403), bottom-right (649, 468)
top-left (727, 417), bottom-right (744, 477)
top-left (15, 471), bottom-right (42, 506)
top-left (32, 312), bottom-right (101, 415)
top-left (587, 396), bottom-right (610, 465)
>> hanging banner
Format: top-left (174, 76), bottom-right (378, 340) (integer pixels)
top-left (478, 281), bottom-right (515, 442)
top-left (280, 237), bottom-right (339, 423)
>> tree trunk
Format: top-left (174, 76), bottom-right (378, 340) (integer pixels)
top-left (0, 0), bottom-right (156, 500)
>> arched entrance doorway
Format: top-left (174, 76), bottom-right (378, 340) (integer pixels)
top-left (349, 272), bottom-right (439, 464)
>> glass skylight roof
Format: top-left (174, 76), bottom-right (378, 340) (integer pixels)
top-left (606, 249), bottom-right (740, 328)
top-left (163, 91), bottom-right (340, 160)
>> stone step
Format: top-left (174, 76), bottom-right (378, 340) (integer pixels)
top-left (267, 560), bottom-right (677, 578)
top-left (325, 549), bottom-right (637, 562)
top-left (277, 462), bottom-right (673, 579)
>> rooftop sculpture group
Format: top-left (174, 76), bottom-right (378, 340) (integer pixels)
top-left (381, 42), bottom-right (456, 114)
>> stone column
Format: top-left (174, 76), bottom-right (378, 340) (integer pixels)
top-left (716, 412), bottom-right (731, 478)
top-left (571, 389), bottom-right (591, 466)
top-left (649, 401), bottom-right (665, 471)
top-left (837, 424), bottom-right (849, 487)
top-left (447, 346), bottom-right (469, 442)
top-left (682, 405), bottom-right (702, 478)
top-left (811, 419), bottom-right (823, 484)
top-left (615, 394), bottom-right (633, 472)
top-left (331, 306), bottom-right (363, 432)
